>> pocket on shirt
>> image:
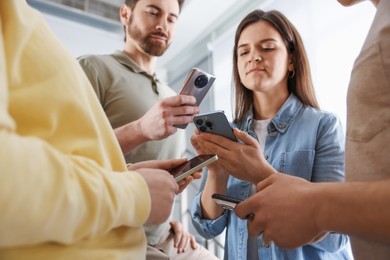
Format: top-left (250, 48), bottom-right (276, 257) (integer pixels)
top-left (278, 150), bottom-right (315, 181)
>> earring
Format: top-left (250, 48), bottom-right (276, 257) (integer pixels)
top-left (289, 69), bottom-right (295, 79)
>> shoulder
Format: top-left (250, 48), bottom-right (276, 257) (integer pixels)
top-left (78, 54), bottom-right (114, 67)
top-left (300, 106), bottom-right (339, 122)
top-left (299, 106), bottom-right (343, 135)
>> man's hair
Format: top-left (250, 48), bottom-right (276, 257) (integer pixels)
top-left (123, 0), bottom-right (185, 41)
top-left (125, 0), bottom-right (185, 12)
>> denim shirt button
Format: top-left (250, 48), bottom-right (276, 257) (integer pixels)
top-left (279, 124), bottom-right (286, 129)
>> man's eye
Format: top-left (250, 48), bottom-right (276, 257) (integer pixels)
top-left (146, 11), bottom-right (158, 16)
top-left (168, 18), bottom-right (176, 24)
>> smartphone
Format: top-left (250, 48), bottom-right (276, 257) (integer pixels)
top-left (212, 193), bottom-right (242, 211)
top-left (193, 110), bottom-right (238, 142)
top-left (169, 154), bottom-right (218, 182)
top-left (175, 68), bottom-right (216, 129)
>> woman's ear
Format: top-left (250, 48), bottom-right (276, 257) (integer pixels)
top-left (288, 55), bottom-right (294, 70)
top-left (119, 4), bottom-right (131, 26)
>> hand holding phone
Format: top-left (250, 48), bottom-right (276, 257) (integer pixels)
top-left (212, 193), bottom-right (242, 211)
top-left (175, 68), bottom-right (216, 129)
top-left (169, 154), bottom-right (218, 182)
top-left (193, 111), bottom-right (238, 142)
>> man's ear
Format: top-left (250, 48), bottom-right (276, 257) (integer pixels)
top-left (119, 4), bottom-right (131, 26)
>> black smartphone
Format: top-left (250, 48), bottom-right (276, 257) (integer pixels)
top-left (175, 68), bottom-right (216, 129)
top-left (193, 110), bottom-right (238, 142)
top-left (169, 154), bottom-right (218, 182)
top-left (212, 193), bottom-right (242, 211)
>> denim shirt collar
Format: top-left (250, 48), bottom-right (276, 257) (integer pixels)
top-left (240, 93), bottom-right (303, 135)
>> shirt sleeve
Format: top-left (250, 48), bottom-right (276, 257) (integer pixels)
top-left (0, 3), bottom-right (150, 247)
top-left (190, 192), bottom-right (228, 239)
top-left (309, 114), bottom-right (350, 251)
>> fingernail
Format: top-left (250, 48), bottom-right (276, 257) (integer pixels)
top-left (246, 213), bottom-right (254, 221)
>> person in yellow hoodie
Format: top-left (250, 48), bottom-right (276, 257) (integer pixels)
top-left (0, 1), bottom-right (184, 259)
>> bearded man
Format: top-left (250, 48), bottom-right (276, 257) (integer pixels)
top-left (78, 0), bottom-right (218, 259)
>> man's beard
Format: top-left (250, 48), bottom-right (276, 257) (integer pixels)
top-left (127, 17), bottom-right (170, 56)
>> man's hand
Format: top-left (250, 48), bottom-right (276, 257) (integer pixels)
top-left (235, 173), bottom-right (325, 249)
top-left (138, 95), bottom-right (199, 141)
top-left (115, 95), bottom-right (199, 155)
top-left (170, 220), bottom-right (197, 253)
top-left (128, 159), bottom-right (201, 194)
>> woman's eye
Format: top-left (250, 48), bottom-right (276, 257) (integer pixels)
top-left (262, 47), bottom-right (275, 52)
top-left (239, 51), bottom-right (248, 56)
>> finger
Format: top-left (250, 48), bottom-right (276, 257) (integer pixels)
top-left (233, 128), bottom-right (259, 147)
top-left (235, 197), bottom-right (257, 220)
top-left (171, 222), bottom-right (182, 248)
top-left (178, 233), bottom-right (188, 253)
top-left (177, 176), bottom-right (192, 193)
top-left (191, 135), bottom-right (214, 155)
top-left (255, 174), bottom-right (274, 192)
top-left (171, 114), bottom-right (196, 125)
top-left (190, 235), bottom-right (198, 249)
top-left (247, 217), bottom-right (265, 237)
top-left (196, 134), bottom-right (231, 157)
top-left (163, 95), bottom-right (197, 106)
top-left (161, 158), bottom-right (188, 170)
top-left (191, 171), bottom-right (202, 180)
top-left (199, 132), bottom-right (236, 150)
top-left (262, 232), bottom-right (274, 248)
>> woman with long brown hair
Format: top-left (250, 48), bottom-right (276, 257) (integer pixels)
top-left (190, 9), bottom-right (352, 259)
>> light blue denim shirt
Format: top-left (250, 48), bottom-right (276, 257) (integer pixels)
top-left (191, 94), bottom-right (351, 260)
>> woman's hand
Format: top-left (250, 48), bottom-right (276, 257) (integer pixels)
top-left (191, 130), bottom-right (228, 176)
top-left (192, 128), bottom-right (277, 183)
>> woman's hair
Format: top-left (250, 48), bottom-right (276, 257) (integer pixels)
top-left (232, 9), bottom-right (319, 124)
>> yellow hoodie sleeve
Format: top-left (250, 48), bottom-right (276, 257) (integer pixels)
top-left (0, 0), bottom-right (150, 249)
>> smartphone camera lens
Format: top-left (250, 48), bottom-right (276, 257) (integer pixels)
top-left (205, 121), bottom-right (213, 129)
top-left (199, 126), bottom-right (207, 132)
top-left (195, 119), bottom-right (203, 125)
top-left (194, 75), bottom-right (208, 88)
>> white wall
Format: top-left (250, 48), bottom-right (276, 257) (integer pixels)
top-left (42, 13), bottom-right (123, 58)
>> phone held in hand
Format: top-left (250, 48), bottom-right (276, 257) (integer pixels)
top-left (175, 68), bottom-right (216, 129)
top-left (193, 110), bottom-right (238, 142)
top-left (212, 193), bottom-right (242, 211)
top-left (169, 154), bottom-right (218, 182)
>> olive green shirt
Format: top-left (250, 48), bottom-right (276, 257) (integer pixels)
top-left (79, 50), bottom-right (186, 245)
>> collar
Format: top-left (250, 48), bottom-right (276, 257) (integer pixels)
top-left (112, 50), bottom-right (160, 94)
top-left (241, 93), bottom-right (303, 135)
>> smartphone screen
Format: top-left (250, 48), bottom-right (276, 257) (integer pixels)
top-left (212, 193), bottom-right (242, 210)
top-left (169, 154), bottom-right (218, 182)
